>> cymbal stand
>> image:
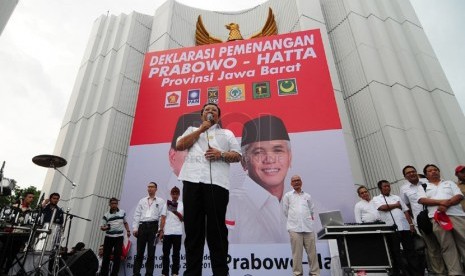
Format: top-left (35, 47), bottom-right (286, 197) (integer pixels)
top-left (49, 164), bottom-right (77, 276)
top-left (28, 155), bottom-right (74, 275)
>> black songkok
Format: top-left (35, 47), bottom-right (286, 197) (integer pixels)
top-left (241, 115), bottom-right (290, 147)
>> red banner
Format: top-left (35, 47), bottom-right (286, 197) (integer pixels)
top-left (130, 29), bottom-right (341, 146)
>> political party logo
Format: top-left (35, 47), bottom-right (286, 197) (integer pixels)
top-left (277, 78), bottom-right (298, 96)
top-left (225, 84), bottom-right (245, 102)
top-left (252, 81), bottom-right (271, 99)
top-left (187, 89), bottom-right (201, 106)
top-left (207, 87), bottom-right (219, 104)
top-left (165, 91), bottom-right (181, 108)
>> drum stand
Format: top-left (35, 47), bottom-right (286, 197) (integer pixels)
top-left (29, 155), bottom-right (91, 276)
top-left (24, 155), bottom-right (80, 276)
top-left (11, 209), bottom-right (42, 275)
top-left (12, 208), bottom-right (72, 276)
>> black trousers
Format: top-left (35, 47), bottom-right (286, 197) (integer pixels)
top-left (0, 233), bottom-right (28, 274)
top-left (162, 234), bottom-right (182, 275)
top-left (182, 181), bottom-right (229, 276)
top-left (101, 235), bottom-right (123, 276)
top-left (133, 221), bottom-right (158, 276)
top-left (388, 230), bottom-right (425, 276)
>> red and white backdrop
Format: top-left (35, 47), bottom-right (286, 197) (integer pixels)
top-left (120, 29), bottom-right (358, 275)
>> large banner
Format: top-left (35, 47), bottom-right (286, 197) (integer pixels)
top-left (120, 29), bottom-right (358, 275)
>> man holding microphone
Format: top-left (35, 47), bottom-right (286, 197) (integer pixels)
top-left (176, 103), bottom-right (241, 276)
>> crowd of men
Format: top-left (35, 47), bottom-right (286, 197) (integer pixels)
top-left (355, 164), bottom-right (465, 275)
top-left (3, 102), bottom-right (465, 276)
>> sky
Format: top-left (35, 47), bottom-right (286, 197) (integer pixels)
top-left (0, 0), bottom-right (464, 191)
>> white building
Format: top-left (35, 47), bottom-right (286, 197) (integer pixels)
top-left (0, 0), bottom-right (19, 35)
top-left (43, 0), bottom-right (465, 251)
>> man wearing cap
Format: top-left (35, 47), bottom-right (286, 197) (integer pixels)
top-left (418, 164), bottom-right (465, 275)
top-left (399, 165), bottom-right (444, 275)
top-left (455, 165), bottom-right (465, 211)
top-left (176, 103), bottom-right (241, 276)
top-left (227, 115), bottom-right (291, 243)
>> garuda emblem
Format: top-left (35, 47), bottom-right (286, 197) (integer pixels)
top-left (195, 7), bottom-right (277, 46)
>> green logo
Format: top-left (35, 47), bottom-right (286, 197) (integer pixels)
top-left (253, 82), bottom-right (271, 99)
top-left (278, 79), bottom-right (298, 96)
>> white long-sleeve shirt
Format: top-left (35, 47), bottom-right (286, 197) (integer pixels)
top-left (177, 124), bottom-right (241, 190)
top-left (132, 196), bottom-right (165, 231)
top-left (282, 190), bottom-right (315, 233)
top-left (354, 199), bottom-right (380, 223)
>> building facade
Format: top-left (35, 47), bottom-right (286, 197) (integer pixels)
top-left (0, 0), bottom-right (19, 35)
top-left (43, 0), bottom-right (465, 251)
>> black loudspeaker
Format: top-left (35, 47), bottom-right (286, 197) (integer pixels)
top-left (337, 233), bottom-right (391, 268)
top-left (65, 248), bottom-right (98, 276)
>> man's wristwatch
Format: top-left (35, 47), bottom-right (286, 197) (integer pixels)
top-left (220, 151), bottom-right (226, 159)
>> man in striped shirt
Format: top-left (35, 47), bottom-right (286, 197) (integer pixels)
top-left (100, 197), bottom-right (131, 276)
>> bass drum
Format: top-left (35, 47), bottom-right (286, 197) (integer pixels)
top-left (33, 223), bottom-right (62, 252)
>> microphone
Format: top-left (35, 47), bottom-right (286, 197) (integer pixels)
top-left (206, 113), bottom-right (214, 124)
top-left (206, 113), bottom-right (214, 149)
top-left (37, 193), bottom-right (45, 209)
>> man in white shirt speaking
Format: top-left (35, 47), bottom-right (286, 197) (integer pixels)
top-left (176, 103), bottom-right (241, 276)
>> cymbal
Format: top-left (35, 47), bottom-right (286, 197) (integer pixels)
top-left (32, 155), bottom-right (67, 168)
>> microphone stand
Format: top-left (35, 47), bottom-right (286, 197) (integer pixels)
top-left (64, 212), bottom-right (91, 251)
top-left (382, 195), bottom-right (399, 231)
top-left (0, 161), bottom-right (5, 196)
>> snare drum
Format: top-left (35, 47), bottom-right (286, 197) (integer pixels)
top-left (33, 223), bottom-right (62, 252)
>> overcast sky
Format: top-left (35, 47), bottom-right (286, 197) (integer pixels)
top-left (0, 0), bottom-right (464, 191)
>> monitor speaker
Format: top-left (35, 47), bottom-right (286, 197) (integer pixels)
top-left (65, 248), bottom-right (98, 275)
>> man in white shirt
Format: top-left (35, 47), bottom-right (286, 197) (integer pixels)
top-left (132, 182), bottom-right (165, 276)
top-left (372, 180), bottom-right (422, 276)
top-left (160, 186), bottom-right (183, 276)
top-left (399, 165), bottom-right (445, 275)
top-left (418, 164), bottom-right (465, 275)
top-left (176, 103), bottom-right (241, 276)
top-left (354, 185), bottom-right (380, 223)
top-left (160, 112), bottom-right (202, 201)
top-left (227, 115), bottom-right (291, 243)
top-left (282, 175), bottom-right (320, 276)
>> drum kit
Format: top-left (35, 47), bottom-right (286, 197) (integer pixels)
top-left (0, 155), bottom-right (91, 276)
